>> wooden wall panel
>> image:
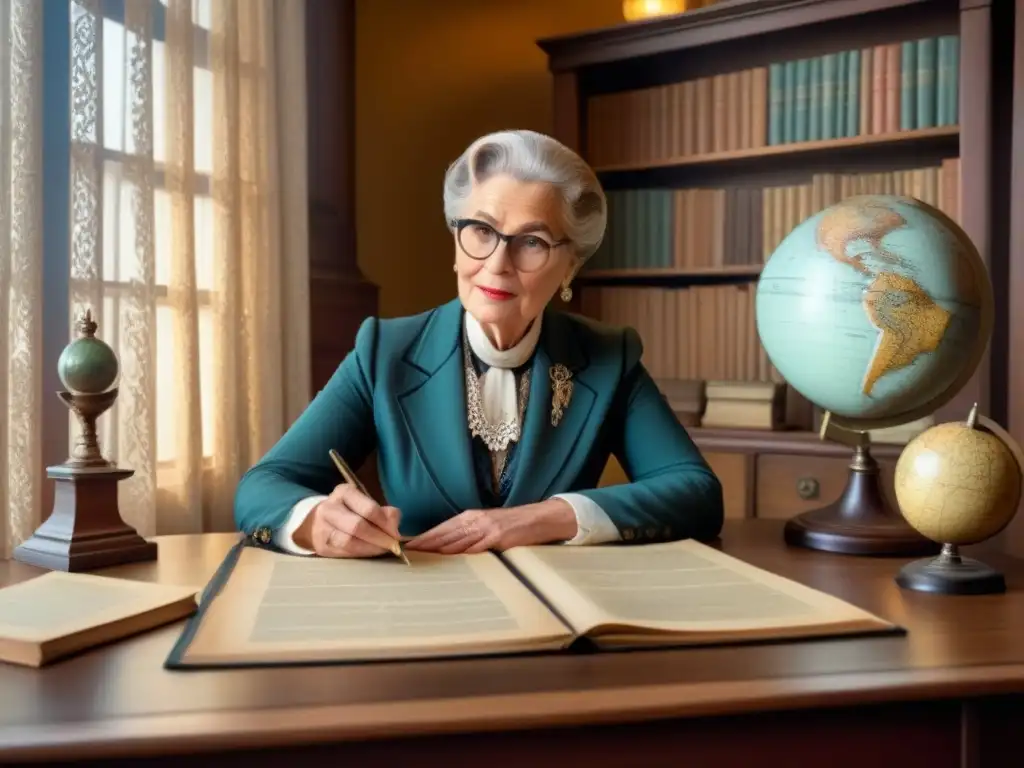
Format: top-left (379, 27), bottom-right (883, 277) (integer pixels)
top-left (305, 0), bottom-right (379, 396)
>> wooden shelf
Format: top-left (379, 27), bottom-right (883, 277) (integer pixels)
top-left (538, 0), bottom-right (943, 71)
top-left (687, 426), bottom-right (905, 459)
top-left (594, 126), bottom-right (959, 174)
top-left (580, 265), bottom-right (761, 282)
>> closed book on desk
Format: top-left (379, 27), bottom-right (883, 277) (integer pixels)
top-left (165, 538), bottom-right (899, 668)
top-left (0, 571), bottom-right (198, 668)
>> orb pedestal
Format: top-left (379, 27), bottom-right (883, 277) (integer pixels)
top-left (13, 463), bottom-right (157, 572)
top-left (784, 443), bottom-right (940, 556)
top-left (896, 543), bottom-right (1006, 595)
top-left (14, 387), bottom-right (156, 572)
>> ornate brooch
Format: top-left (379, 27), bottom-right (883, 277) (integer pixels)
top-left (549, 364), bottom-right (573, 427)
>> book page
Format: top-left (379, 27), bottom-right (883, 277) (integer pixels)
top-left (0, 571), bottom-right (198, 643)
top-left (503, 540), bottom-right (895, 643)
top-left (176, 546), bottom-right (573, 666)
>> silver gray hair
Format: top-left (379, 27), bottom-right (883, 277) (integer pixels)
top-left (442, 129), bottom-right (607, 261)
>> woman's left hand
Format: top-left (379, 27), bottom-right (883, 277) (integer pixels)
top-left (406, 499), bottom-right (578, 554)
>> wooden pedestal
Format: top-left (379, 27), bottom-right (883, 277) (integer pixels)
top-left (13, 464), bottom-right (156, 572)
top-left (783, 444), bottom-right (939, 556)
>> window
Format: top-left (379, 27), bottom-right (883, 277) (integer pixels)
top-left (68, 0), bottom-right (216, 465)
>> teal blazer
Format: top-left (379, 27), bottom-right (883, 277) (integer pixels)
top-left (234, 298), bottom-right (724, 545)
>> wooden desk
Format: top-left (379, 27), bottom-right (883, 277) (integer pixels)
top-left (1, 520), bottom-right (1022, 767)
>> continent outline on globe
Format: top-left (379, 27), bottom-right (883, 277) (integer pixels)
top-left (816, 197), bottom-right (956, 398)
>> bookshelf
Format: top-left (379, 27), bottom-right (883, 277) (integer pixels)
top-left (537, 0), bottom-right (1010, 525)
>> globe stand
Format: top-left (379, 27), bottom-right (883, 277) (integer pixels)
top-left (784, 421), bottom-right (940, 557)
top-left (14, 311), bottom-right (156, 573)
top-left (895, 543), bottom-right (1005, 595)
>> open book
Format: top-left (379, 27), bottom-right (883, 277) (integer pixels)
top-left (165, 538), bottom-right (899, 668)
top-left (0, 571), bottom-right (198, 668)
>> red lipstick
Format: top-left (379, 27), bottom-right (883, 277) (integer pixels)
top-left (478, 286), bottom-right (515, 301)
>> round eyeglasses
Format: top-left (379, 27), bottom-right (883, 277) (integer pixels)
top-left (450, 218), bottom-right (571, 273)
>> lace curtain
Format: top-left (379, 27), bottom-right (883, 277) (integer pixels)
top-left (68, 0), bottom-right (311, 537)
top-left (1, 0), bottom-right (310, 557)
top-left (0, 2), bottom-right (44, 559)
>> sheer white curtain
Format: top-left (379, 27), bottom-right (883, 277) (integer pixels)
top-left (67, 0), bottom-right (310, 537)
top-left (0, 2), bottom-right (44, 559)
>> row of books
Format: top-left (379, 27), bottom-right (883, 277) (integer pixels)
top-left (587, 68), bottom-right (768, 168)
top-left (580, 283), bottom-right (776, 387)
top-left (583, 35), bottom-right (958, 168)
top-left (768, 35), bottom-right (959, 145)
top-left (588, 161), bottom-right (960, 272)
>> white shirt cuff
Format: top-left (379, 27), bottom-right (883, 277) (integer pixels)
top-left (551, 493), bottom-right (622, 545)
top-left (271, 495), bottom-right (327, 555)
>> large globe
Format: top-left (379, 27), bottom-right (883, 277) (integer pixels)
top-left (755, 195), bottom-right (993, 429)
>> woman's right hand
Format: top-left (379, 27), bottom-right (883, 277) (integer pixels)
top-left (293, 483), bottom-right (402, 558)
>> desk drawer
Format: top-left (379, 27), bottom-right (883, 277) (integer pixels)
top-left (755, 453), bottom-right (897, 520)
top-left (704, 450), bottom-right (750, 519)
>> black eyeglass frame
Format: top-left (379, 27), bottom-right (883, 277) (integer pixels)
top-left (449, 217), bottom-right (572, 272)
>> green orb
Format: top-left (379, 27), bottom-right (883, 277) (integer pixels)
top-left (58, 321), bottom-right (119, 395)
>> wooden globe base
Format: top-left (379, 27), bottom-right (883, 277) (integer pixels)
top-left (784, 444), bottom-right (941, 556)
top-left (896, 544), bottom-right (1006, 595)
top-left (13, 464), bottom-right (156, 572)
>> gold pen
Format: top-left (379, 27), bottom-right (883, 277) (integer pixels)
top-left (328, 449), bottom-right (410, 565)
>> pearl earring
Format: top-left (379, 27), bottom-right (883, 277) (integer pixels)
top-left (560, 284), bottom-right (573, 302)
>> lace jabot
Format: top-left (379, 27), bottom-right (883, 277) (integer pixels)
top-left (463, 312), bottom-right (541, 453)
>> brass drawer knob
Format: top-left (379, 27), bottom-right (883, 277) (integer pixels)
top-left (796, 477), bottom-right (819, 500)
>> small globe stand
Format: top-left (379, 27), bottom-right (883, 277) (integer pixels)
top-left (895, 405), bottom-right (1023, 595)
top-left (13, 310), bottom-right (157, 572)
top-left (783, 411), bottom-right (941, 556)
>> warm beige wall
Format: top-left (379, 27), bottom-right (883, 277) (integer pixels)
top-left (355, 0), bottom-right (625, 318)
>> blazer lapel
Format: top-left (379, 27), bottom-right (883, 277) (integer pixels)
top-left (504, 308), bottom-right (598, 508)
top-left (397, 299), bottom-right (483, 513)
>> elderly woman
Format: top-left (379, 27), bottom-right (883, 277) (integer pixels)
top-left (235, 130), bottom-right (723, 558)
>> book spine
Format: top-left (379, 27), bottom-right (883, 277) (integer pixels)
top-left (808, 57), bottom-right (822, 141)
top-left (794, 59), bottom-right (809, 143)
top-left (626, 189), bottom-right (640, 269)
top-left (885, 43), bottom-right (900, 133)
top-left (871, 45), bottom-right (886, 134)
top-left (751, 66), bottom-right (768, 148)
top-left (713, 74), bottom-right (727, 152)
top-left (835, 51), bottom-right (848, 139)
top-left (739, 69), bottom-right (753, 149)
top-left (820, 53), bottom-right (836, 140)
top-left (859, 47), bottom-right (872, 136)
top-left (727, 71), bottom-right (741, 150)
top-left (696, 77), bottom-right (712, 154)
top-left (661, 190), bottom-right (674, 268)
top-left (916, 36), bottom-right (937, 129)
top-left (783, 61), bottom-right (796, 143)
top-left (946, 35), bottom-right (959, 125)
top-left (768, 63), bottom-right (784, 145)
top-left (846, 49), bottom-right (860, 138)
top-left (900, 40), bottom-right (917, 130)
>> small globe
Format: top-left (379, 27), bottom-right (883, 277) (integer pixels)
top-left (755, 195), bottom-right (993, 430)
top-left (58, 338), bottom-right (119, 394)
top-left (895, 418), bottom-right (1022, 545)
top-left (57, 312), bottom-right (119, 395)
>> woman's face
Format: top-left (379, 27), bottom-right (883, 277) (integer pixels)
top-left (453, 174), bottom-right (578, 342)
